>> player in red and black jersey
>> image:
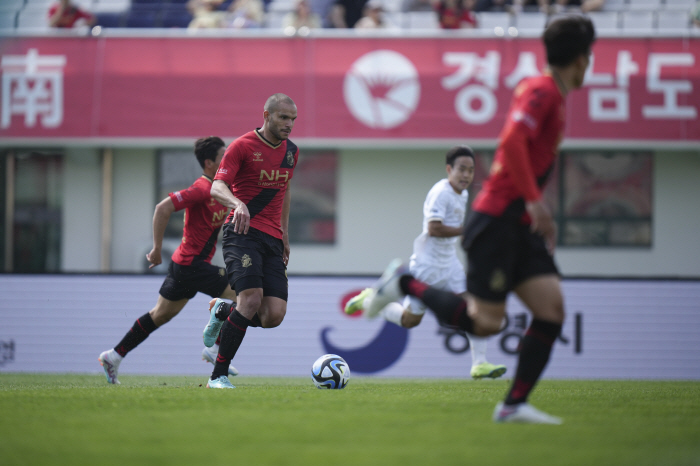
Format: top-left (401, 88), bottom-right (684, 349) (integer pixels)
top-left (98, 137), bottom-right (238, 384)
top-left (366, 16), bottom-right (595, 422)
top-left (204, 93), bottom-right (299, 389)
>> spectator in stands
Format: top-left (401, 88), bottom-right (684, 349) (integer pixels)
top-left (283, 0), bottom-right (322, 30)
top-left (48, 0), bottom-right (95, 28)
top-left (187, 0), bottom-right (226, 28)
top-left (435, 0), bottom-right (477, 28)
top-left (355, 0), bottom-right (391, 27)
top-left (330, 0), bottom-right (369, 27)
top-left (225, 0), bottom-right (265, 28)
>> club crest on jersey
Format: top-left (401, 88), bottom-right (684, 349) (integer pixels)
top-left (241, 254), bottom-right (252, 268)
top-left (286, 151), bottom-right (294, 167)
top-left (253, 152), bottom-right (263, 162)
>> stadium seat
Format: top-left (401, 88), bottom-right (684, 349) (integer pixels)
top-left (265, 10), bottom-right (286, 28)
top-left (602, 0), bottom-right (628, 11)
top-left (656, 9), bottom-right (691, 30)
top-left (17, 7), bottom-right (50, 29)
top-left (161, 5), bottom-right (192, 27)
top-left (2, 0), bottom-right (28, 11)
top-left (662, 0), bottom-right (694, 9)
top-left (620, 10), bottom-right (654, 31)
top-left (406, 10), bottom-right (439, 28)
top-left (626, 0), bottom-right (662, 9)
top-left (0, 11), bottom-right (17, 29)
top-left (124, 8), bottom-right (160, 27)
top-left (477, 11), bottom-right (511, 31)
top-left (95, 11), bottom-right (124, 26)
top-left (383, 0), bottom-right (404, 12)
top-left (587, 11), bottom-right (619, 32)
top-left (93, 0), bottom-right (131, 12)
top-left (514, 12), bottom-right (546, 32)
top-left (384, 11), bottom-right (405, 28)
top-left (267, 0), bottom-right (295, 12)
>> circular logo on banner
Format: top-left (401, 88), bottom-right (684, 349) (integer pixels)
top-left (343, 50), bottom-right (420, 129)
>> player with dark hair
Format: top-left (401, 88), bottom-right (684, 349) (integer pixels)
top-left (204, 93), bottom-right (299, 389)
top-left (345, 145), bottom-right (506, 380)
top-left (98, 136), bottom-right (238, 384)
top-left (365, 16), bottom-right (595, 423)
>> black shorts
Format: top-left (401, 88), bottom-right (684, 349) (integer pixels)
top-left (221, 224), bottom-right (288, 301)
top-left (462, 212), bottom-right (559, 302)
top-left (159, 260), bottom-right (229, 301)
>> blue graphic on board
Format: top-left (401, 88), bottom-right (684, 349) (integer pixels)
top-left (320, 321), bottom-right (409, 373)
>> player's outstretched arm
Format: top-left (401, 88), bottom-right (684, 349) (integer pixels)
top-left (147, 197), bottom-right (176, 268)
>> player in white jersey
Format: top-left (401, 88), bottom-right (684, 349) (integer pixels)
top-left (345, 146), bottom-right (506, 379)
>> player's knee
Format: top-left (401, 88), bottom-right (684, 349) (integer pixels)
top-left (261, 308), bottom-right (286, 328)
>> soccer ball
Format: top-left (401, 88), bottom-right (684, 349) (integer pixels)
top-left (311, 354), bottom-right (350, 389)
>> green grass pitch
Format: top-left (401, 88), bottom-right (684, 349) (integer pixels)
top-left (1, 374), bottom-right (699, 466)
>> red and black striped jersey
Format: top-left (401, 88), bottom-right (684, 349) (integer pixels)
top-left (169, 175), bottom-right (228, 265)
top-left (215, 129), bottom-right (299, 239)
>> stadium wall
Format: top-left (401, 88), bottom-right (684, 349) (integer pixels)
top-left (0, 274), bottom-right (698, 380)
top-left (54, 146), bottom-right (700, 276)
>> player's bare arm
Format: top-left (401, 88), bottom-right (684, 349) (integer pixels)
top-left (147, 196), bottom-right (176, 268)
top-left (427, 220), bottom-right (462, 238)
top-left (526, 200), bottom-right (556, 253)
top-left (211, 179), bottom-right (250, 235)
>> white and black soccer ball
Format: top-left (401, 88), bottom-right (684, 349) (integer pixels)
top-left (311, 354), bottom-right (350, 389)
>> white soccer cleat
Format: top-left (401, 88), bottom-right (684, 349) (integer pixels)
top-left (365, 258), bottom-right (409, 319)
top-left (201, 347), bottom-right (239, 377)
top-left (493, 402), bottom-right (563, 424)
top-left (98, 349), bottom-right (123, 385)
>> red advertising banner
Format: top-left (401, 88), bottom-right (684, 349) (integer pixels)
top-left (1, 36), bottom-right (698, 143)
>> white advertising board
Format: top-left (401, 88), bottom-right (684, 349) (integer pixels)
top-left (0, 275), bottom-right (699, 380)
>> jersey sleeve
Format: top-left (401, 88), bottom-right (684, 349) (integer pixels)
top-left (508, 80), bottom-right (558, 141)
top-left (425, 190), bottom-right (450, 223)
top-left (214, 143), bottom-right (242, 186)
top-left (499, 81), bottom-right (559, 202)
top-left (169, 180), bottom-right (208, 211)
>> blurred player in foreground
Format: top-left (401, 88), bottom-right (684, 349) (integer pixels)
top-left (203, 93), bottom-right (299, 389)
top-left (98, 137), bottom-right (238, 384)
top-left (364, 16), bottom-right (596, 424)
top-left (345, 146), bottom-right (506, 380)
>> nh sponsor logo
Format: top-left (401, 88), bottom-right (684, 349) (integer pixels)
top-left (260, 169), bottom-right (289, 182)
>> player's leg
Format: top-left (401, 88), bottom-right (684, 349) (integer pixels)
top-left (99, 297), bottom-right (188, 385)
top-left (99, 264), bottom-right (192, 384)
top-left (208, 282), bottom-right (263, 388)
top-left (460, 293), bottom-right (507, 379)
top-left (201, 284), bottom-right (241, 377)
top-left (366, 259), bottom-right (479, 333)
top-left (207, 228), bottom-right (264, 388)
top-left (494, 274), bottom-right (563, 423)
top-left (493, 227), bottom-right (563, 424)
